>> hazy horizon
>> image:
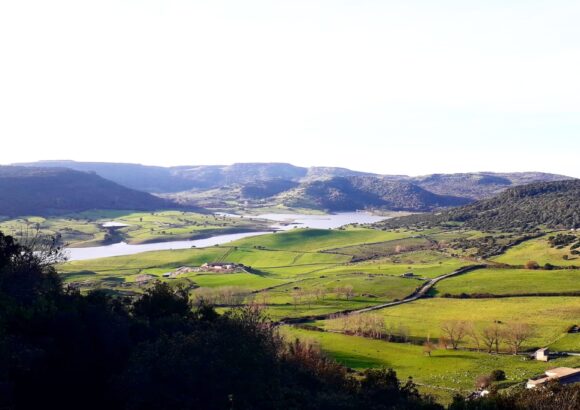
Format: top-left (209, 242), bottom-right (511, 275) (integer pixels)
top-left (2, 1), bottom-right (579, 177)
top-left (4, 158), bottom-right (576, 179)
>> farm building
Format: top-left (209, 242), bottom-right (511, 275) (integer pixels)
top-left (532, 348), bottom-right (550, 362)
top-left (526, 367), bottom-right (580, 388)
top-left (200, 262), bottom-right (246, 273)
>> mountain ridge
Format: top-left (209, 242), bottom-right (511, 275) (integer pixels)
top-left (0, 166), bottom-right (179, 217)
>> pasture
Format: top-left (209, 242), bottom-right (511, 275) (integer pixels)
top-left (319, 297), bottom-right (580, 350)
top-left (493, 234), bottom-right (580, 267)
top-left (434, 268), bottom-right (580, 296)
top-left (282, 327), bottom-right (580, 395)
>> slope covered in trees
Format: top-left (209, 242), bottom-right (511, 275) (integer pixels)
top-left (375, 179), bottom-right (580, 231)
top-left (0, 166), bottom-right (176, 217)
top-left (278, 176), bottom-right (471, 212)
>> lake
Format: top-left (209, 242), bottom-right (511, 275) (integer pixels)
top-left (66, 212), bottom-right (390, 261)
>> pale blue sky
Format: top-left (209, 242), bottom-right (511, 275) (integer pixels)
top-left (1, 1), bottom-right (579, 177)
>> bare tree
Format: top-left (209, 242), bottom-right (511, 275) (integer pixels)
top-left (440, 320), bottom-right (468, 349)
top-left (423, 335), bottom-right (436, 357)
top-left (291, 289), bottom-right (303, 309)
top-left (465, 322), bottom-right (481, 352)
top-left (503, 322), bottom-right (534, 354)
top-left (344, 285), bottom-right (355, 300)
top-left (481, 323), bottom-right (503, 353)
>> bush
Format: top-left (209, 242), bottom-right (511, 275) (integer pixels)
top-left (490, 369), bottom-right (506, 381)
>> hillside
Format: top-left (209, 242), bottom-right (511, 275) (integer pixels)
top-left (16, 161), bottom-right (569, 201)
top-left (0, 166), bottom-right (176, 217)
top-left (407, 172), bottom-right (570, 200)
top-left (374, 179), bottom-right (580, 231)
top-left (277, 176), bottom-right (471, 212)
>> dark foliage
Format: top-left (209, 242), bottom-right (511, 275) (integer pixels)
top-left (240, 179), bottom-right (299, 199)
top-left (0, 166), bottom-right (178, 217)
top-left (449, 382), bottom-right (580, 410)
top-left (284, 176), bottom-right (471, 212)
top-left (0, 231), bottom-right (441, 410)
top-left (376, 179), bottom-right (580, 232)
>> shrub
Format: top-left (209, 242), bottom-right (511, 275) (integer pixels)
top-left (490, 369), bottom-right (506, 381)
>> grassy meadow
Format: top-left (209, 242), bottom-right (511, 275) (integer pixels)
top-left (282, 327), bottom-right (580, 402)
top-left (49, 220), bottom-right (580, 394)
top-left (0, 210), bottom-right (271, 247)
top-left (434, 267), bottom-right (580, 296)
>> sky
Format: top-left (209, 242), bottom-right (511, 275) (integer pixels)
top-left (1, 0), bottom-right (579, 177)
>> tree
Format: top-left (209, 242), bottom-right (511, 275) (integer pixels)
top-left (503, 322), bottom-right (534, 354)
top-left (481, 323), bottom-right (503, 353)
top-left (440, 321), bottom-right (468, 350)
top-left (423, 339), bottom-right (436, 357)
top-left (465, 322), bottom-right (481, 352)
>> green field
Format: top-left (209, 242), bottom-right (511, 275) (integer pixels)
top-left (434, 268), bottom-right (580, 296)
top-left (320, 297), bottom-right (580, 350)
top-left (228, 228), bottom-right (414, 252)
top-left (493, 235), bottom-right (580, 267)
top-left (38, 219), bottom-right (580, 400)
top-left (0, 210), bottom-right (270, 247)
top-left (283, 327), bottom-right (580, 394)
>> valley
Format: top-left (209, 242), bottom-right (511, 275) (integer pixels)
top-left (1, 162), bottom-right (579, 407)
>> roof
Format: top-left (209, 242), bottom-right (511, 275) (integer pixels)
top-left (527, 367), bottom-right (580, 387)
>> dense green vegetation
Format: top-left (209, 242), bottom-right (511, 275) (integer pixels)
top-left (278, 176), bottom-right (472, 212)
top-left (375, 179), bottom-right (580, 232)
top-left (0, 166), bottom-right (178, 217)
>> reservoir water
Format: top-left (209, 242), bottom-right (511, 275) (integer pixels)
top-left (66, 212), bottom-right (389, 261)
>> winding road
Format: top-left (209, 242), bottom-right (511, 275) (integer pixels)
top-left (278, 264), bottom-right (487, 324)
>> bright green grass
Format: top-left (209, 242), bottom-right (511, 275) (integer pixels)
top-left (265, 273), bottom-right (420, 304)
top-left (188, 273), bottom-right (283, 291)
top-left (548, 333), bottom-right (580, 352)
top-left (316, 251), bottom-right (469, 279)
top-left (434, 268), bottom-right (580, 296)
top-left (493, 235), bottom-right (580, 267)
top-left (230, 228), bottom-right (414, 252)
top-left (0, 211), bottom-right (269, 248)
top-left (282, 327), bottom-right (580, 392)
top-left (320, 297), bottom-right (580, 350)
top-left (60, 247), bottom-right (229, 275)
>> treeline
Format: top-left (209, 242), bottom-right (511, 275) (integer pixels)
top-left (0, 231), bottom-right (440, 410)
top-left (375, 179), bottom-right (580, 232)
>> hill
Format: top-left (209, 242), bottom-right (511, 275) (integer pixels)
top-left (16, 161), bottom-right (569, 200)
top-left (407, 172), bottom-right (570, 200)
top-left (0, 166), bottom-right (176, 217)
top-left (277, 176), bottom-right (471, 212)
top-left (374, 179), bottom-right (580, 231)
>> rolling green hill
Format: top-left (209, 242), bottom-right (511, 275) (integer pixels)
top-left (0, 166), bottom-right (177, 217)
top-left (375, 179), bottom-right (580, 231)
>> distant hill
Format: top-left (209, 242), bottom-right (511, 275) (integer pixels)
top-left (14, 160), bottom-right (194, 193)
top-left (276, 176), bottom-right (471, 212)
top-left (0, 166), bottom-right (176, 217)
top-left (406, 172), bottom-right (570, 200)
top-left (374, 179), bottom-right (580, 231)
top-left (16, 161), bottom-right (569, 200)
